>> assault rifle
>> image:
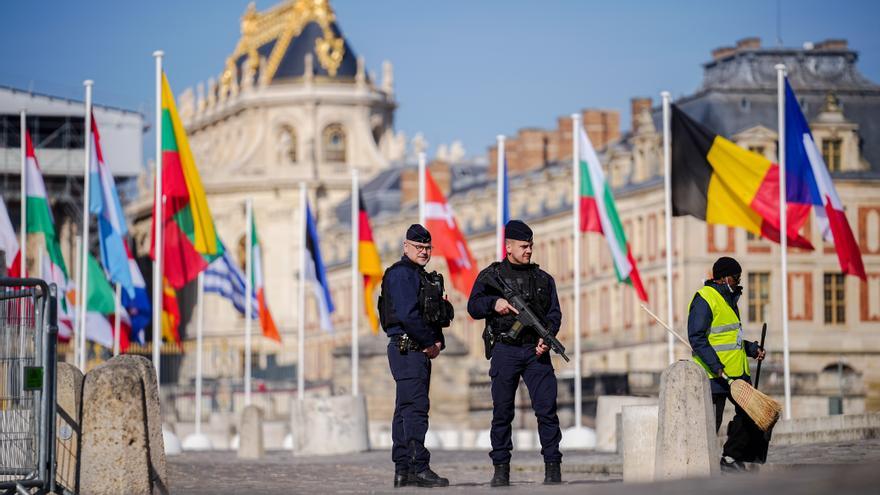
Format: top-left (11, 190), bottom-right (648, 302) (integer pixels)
top-left (488, 272), bottom-right (570, 362)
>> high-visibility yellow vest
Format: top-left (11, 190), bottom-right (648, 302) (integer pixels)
top-left (690, 285), bottom-right (749, 379)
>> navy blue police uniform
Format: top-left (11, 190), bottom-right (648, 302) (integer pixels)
top-left (467, 220), bottom-right (563, 484)
top-left (378, 224), bottom-right (450, 488)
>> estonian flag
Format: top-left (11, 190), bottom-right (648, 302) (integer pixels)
top-left (305, 201), bottom-right (335, 331)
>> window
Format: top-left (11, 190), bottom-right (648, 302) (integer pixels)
top-left (822, 138), bottom-right (842, 171)
top-left (279, 125), bottom-right (297, 163)
top-left (824, 273), bottom-right (845, 324)
top-left (322, 123), bottom-right (346, 162)
top-left (748, 272), bottom-right (770, 323)
top-left (746, 232), bottom-right (760, 241)
top-left (748, 145), bottom-right (765, 157)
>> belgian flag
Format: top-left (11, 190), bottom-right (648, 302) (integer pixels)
top-left (671, 105), bottom-right (812, 248)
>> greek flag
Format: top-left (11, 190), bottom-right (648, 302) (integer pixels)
top-left (203, 244), bottom-right (257, 318)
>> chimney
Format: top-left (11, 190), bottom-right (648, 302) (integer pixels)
top-left (815, 39), bottom-right (848, 51)
top-left (630, 97), bottom-right (652, 132)
top-left (581, 109), bottom-right (621, 150)
top-left (400, 168), bottom-right (419, 206)
top-left (735, 37), bottom-right (761, 51)
top-left (429, 160), bottom-right (452, 197)
top-left (711, 46), bottom-right (736, 61)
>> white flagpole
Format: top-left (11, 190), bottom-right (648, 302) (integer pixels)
top-left (661, 91), bottom-right (675, 365)
top-left (19, 110), bottom-right (26, 277)
top-left (152, 50), bottom-right (164, 383)
top-left (418, 152), bottom-right (426, 225)
top-left (113, 283), bottom-right (121, 356)
top-left (74, 235), bottom-right (83, 370)
top-left (298, 182), bottom-right (307, 401)
top-left (776, 64), bottom-right (792, 419)
top-left (351, 169), bottom-right (360, 397)
top-left (194, 272), bottom-right (205, 436)
top-left (496, 135), bottom-right (506, 259)
top-left (244, 198), bottom-right (253, 406)
top-left (78, 80), bottom-right (94, 372)
top-left (571, 114), bottom-right (582, 429)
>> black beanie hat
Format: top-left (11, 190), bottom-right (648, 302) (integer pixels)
top-left (713, 257), bottom-right (742, 279)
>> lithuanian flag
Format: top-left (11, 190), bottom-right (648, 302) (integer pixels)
top-left (151, 72), bottom-right (224, 289)
top-left (357, 194), bottom-right (383, 333)
top-left (671, 105), bottom-right (812, 248)
top-left (161, 277), bottom-right (181, 344)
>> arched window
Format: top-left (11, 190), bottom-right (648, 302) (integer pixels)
top-left (278, 125), bottom-right (297, 163)
top-left (322, 123), bottom-right (346, 162)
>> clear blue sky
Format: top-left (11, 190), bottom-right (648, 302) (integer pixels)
top-left (3, 0), bottom-right (878, 164)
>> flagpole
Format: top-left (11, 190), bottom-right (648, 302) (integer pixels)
top-left (19, 110), bottom-right (26, 277)
top-left (244, 198), bottom-right (253, 406)
top-left (351, 169), bottom-right (360, 397)
top-left (661, 91), bottom-right (675, 365)
top-left (418, 152), bottom-right (426, 225)
top-left (74, 235), bottom-right (83, 370)
top-left (195, 271), bottom-right (205, 436)
top-left (113, 283), bottom-right (121, 356)
top-left (776, 64), bottom-right (792, 419)
top-left (152, 50), bottom-right (164, 383)
top-left (78, 80), bottom-right (94, 372)
top-left (298, 182), bottom-right (306, 401)
top-left (571, 114), bottom-right (583, 429)
top-left (496, 135), bottom-right (506, 259)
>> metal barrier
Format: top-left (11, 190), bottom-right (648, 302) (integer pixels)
top-left (0, 278), bottom-right (57, 494)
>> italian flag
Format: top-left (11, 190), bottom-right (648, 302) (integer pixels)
top-left (578, 127), bottom-right (648, 302)
top-left (250, 218), bottom-right (281, 342)
top-left (25, 131), bottom-right (75, 337)
top-left (151, 72), bottom-right (223, 289)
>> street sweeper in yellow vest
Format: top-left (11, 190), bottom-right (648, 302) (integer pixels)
top-left (687, 256), bottom-right (768, 472)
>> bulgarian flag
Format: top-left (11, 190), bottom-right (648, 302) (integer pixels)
top-left (578, 127), bottom-right (648, 302)
top-left (357, 193), bottom-right (383, 333)
top-left (151, 73), bottom-right (223, 289)
top-left (25, 131), bottom-right (75, 337)
top-left (250, 218), bottom-right (281, 342)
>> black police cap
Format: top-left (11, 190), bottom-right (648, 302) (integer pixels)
top-left (505, 220), bottom-right (533, 242)
top-left (406, 224), bottom-right (431, 243)
top-left (712, 256), bottom-right (742, 279)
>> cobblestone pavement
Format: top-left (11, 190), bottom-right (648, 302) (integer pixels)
top-left (168, 439), bottom-right (880, 494)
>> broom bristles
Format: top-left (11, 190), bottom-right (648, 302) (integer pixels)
top-left (730, 379), bottom-right (782, 432)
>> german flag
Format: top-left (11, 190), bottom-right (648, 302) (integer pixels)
top-left (671, 105), bottom-right (812, 248)
top-left (357, 194), bottom-right (383, 333)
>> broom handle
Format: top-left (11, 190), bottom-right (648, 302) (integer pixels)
top-left (640, 304), bottom-right (692, 351)
top-left (754, 322), bottom-right (767, 390)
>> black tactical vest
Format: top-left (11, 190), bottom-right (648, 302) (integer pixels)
top-left (485, 261), bottom-right (552, 337)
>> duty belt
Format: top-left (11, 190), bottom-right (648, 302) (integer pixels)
top-left (391, 335), bottom-right (423, 352)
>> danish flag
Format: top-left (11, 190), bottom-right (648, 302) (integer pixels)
top-left (423, 170), bottom-right (478, 297)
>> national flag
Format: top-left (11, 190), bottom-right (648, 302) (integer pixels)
top-left (204, 243), bottom-right (258, 317)
top-left (578, 127), bottom-right (648, 302)
top-left (151, 72), bottom-right (223, 289)
top-left (671, 105), bottom-right (813, 248)
top-left (423, 170), bottom-right (478, 297)
top-left (305, 201), bottom-right (335, 331)
top-left (499, 157), bottom-right (510, 260)
top-left (121, 243), bottom-right (150, 345)
top-left (25, 131), bottom-right (74, 338)
top-left (250, 218), bottom-right (281, 342)
top-left (784, 80), bottom-right (866, 279)
top-left (357, 194), bottom-right (383, 333)
top-left (161, 277), bottom-right (181, 344)
top-left (75, 253), bottom-right (116, 348)
top-left (0, 196), bottom-right (21, 277)
top-left (88, 112), bottom-right (134, 296)
top-left (107, 310), bottom-right (132, 353)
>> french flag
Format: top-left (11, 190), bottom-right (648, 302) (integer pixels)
top-left (498, 157), bottom-right (510, 260)
top-left (785, 79), bottom-right (866, 280)
top-left (121, 243), bottom-right (151, 345)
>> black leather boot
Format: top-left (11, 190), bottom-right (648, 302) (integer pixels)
top-left (393, 470), bottom-right (411, 488)
top-left (490, 463), bottom-right (510, 487)
top-left (543, 462), bottom-right (562, 484)
top-left (412, 467), bottom-right (449, 488)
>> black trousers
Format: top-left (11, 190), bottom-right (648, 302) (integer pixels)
top-left (712, 393), bottom-right (769, 463)
top-left (388, 343), bottom-right (432, 473)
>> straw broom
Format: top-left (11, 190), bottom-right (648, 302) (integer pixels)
top-left (640, 304), bottom-right (782, 432)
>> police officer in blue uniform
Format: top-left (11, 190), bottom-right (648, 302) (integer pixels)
top-left (467, 220), bottom-right (563, 487)
top-left (378, 224), bottom-right (451, 488)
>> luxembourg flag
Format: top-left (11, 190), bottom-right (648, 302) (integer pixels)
top-left (88, 112), bottom-right (134, 296)
top-left (0, 196), bottom-right (22, 277)
top-left (305, 201), bottom-right (335, 331)
top-left (784, 80), bottom-right (866, 280)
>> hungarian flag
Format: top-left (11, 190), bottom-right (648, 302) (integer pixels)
top-left (25, 131), bottom-right (74, 338)
top-left (250, 218), bottom-right (281, 342)
top-left (161, 277), bottom-right (181, 344)
top-left (784, 80), bottom-right (865, 279)
top-left (423, 170), bottom-right (478, 297)
top-left (0, 196), bottom-right (21, 277)
top-left (151, 72), bottom-right (223, 289)
top-left (671, 105), bottom-right (813, 248)
top-left (578, 127), bottom-right (648, 302)
top-left (357, 194), bottom-right (383, 333)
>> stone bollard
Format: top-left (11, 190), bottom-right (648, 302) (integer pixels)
top-left (622, 404), bottom-right (659, 483)
top-left (55, 362), bottom-right (84, 493)
top-left (238, 405), bottom-right (265, 459)
top-left (595, 395), bottom-right (657, 452)
top-left (80, 361), bottom-right (152, 495)
top-left (654, 360), bottom-right (719, 480)
top-left (295, 395), bottom-right (370, 456)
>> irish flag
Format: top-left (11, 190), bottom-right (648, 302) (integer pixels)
top-left (151, 72), bottom-right (223, 288)
top-left (25, 131), bottom-right (75, 337)
top-left (578, 127), bottom-right (648, 302)
top-left (78, 253), bottom-right (116, 348)
top-left (250, 218), bottom-right (281, 342)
